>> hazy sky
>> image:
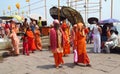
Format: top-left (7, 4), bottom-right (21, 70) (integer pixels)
top-left (0, 0), bottom-right (120, 25)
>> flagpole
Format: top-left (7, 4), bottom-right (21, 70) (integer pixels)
top-left (44, 0), bottom-right (47, 20)
top-left (111, 0), bottom-right (113, 18)
top-left (99, 0), bottom-right (102, 20)
top-left (58, 0), bottom-right (60, 21)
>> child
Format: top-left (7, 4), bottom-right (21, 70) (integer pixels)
top-left (21, 33), bottom-right (29, 56)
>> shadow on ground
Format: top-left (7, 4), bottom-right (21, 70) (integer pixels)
top-left (63, 62), bottom-right (76, 68)
top-left (36, 62), bottom-right (88, 70)
top-left (0, 56), bottom-right (3, 63)
top-left (2, 52), bottom-right (10, 58)
top-left (0, 52), bottom-right (10, 63)
top-left (36, 64), bottom-right (55, 69)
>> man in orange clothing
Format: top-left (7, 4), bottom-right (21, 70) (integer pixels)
top-left (61, 20), bottom-right (70, 56)
top-left (74, 23), bottom-right (91, 67)
top-left (50, 19), bottom-right (64, 68)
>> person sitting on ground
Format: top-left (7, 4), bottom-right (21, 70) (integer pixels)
top-left (104, 30), bottom-right (119, 53)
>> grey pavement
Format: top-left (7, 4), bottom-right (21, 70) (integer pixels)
top-left (0, 44), bottom-right (120, 74)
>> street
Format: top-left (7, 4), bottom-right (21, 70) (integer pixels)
top-left (0, 44), bottom-right (120, 74)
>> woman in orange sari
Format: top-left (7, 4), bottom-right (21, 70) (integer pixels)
top-left (61, 20), bottom-right (70, 56)
top-left (9, 28), bottom-right (19, 56)
top-left (26, 27), bottom-right (36, 53)
top-left (34, 26), bottom-right (42, 51)
top-left (50, 19), bottom-right (64, 68)
top-left (74, 23), bottom-right (91, 66)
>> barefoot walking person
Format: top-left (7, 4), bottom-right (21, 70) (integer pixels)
top-left (74, 23), bottom-right (91, 66)
top-left (50, 19), bottom-right (64, 68)
top-left (61, 20), bottom-right (70, 56)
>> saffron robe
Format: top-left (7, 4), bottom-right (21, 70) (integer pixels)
top-left (34, 29), bottom-right (42, 50)
top-left (26, 30), bottom-right (36, 51)
top-left (75, 23), bottom-right (90, 64)
top-left (50, 28), bottom-right (64, 67)
top-left (9, 30), bottom-right (19, 55)
top-left (61, 23), bottom-right (70, 55)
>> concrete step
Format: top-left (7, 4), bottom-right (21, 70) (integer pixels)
top-left (41, 36), bottom-right (49, 39)
top-left (42, 42), bottom-right (50, 46)
top-left (18, 36), bottom-right (50, 49)
top-left (19, 42), bottom-right (50, 49)
top-left (19, 40), bottom-right (50, 46)
top-left (41, 39), bottom-right (50, 43)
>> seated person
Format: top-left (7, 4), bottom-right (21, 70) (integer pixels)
top-left (104, 30), bottom-right (118, 53)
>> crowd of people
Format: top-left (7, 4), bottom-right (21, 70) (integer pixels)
top-left (0, 17), bottom-right (120, 69)
top-left (0, 17), bottom-right (42, 56)
top-left (85, 21), bottom-right (119, 53)
top-left (50, 19), bottom-right (91, 68)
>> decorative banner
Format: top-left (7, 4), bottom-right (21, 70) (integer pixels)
top-left (16, 3), bottom-right (20, 9)
top-left (26, 0), bottom-right (30, 2)
top-left (8, 5), bottom-right (11, 10)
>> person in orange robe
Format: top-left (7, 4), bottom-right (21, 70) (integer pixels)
top-left (9, 28), bottom-right (20, 56)
top-left (74, 23), bottom-right (91, 67)
top-left (26, 27), bottom-right (36, 53)
top-left (34, 26), bottom-right (42, 51)
top-left (50, 19), bottom-right (64, 68)
top-left (61, 20), bottom-right (70, 56)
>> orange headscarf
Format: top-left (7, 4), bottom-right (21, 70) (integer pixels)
top-left (77, 23), bottom-right (85, 36)
top-left (61, 23), bottom-right (68, 30)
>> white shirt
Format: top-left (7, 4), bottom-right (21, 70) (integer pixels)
top-left (109, 32), bottom-right (118, 46)
top-left (93, 25), bottom-right (100, 35)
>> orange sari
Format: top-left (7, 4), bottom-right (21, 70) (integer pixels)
top-left (63, 31), bottom-right (70, 55)
top-left (9, 30), bottom-right (19, 55)
top-left (34, 29), bottom-right (42, 50)
top-left (75, 23), bottom-right (90, 64)
top-left (26, 30), bottom-right (36, 52)
top-left (61, 23), bottom-right (70, 55)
